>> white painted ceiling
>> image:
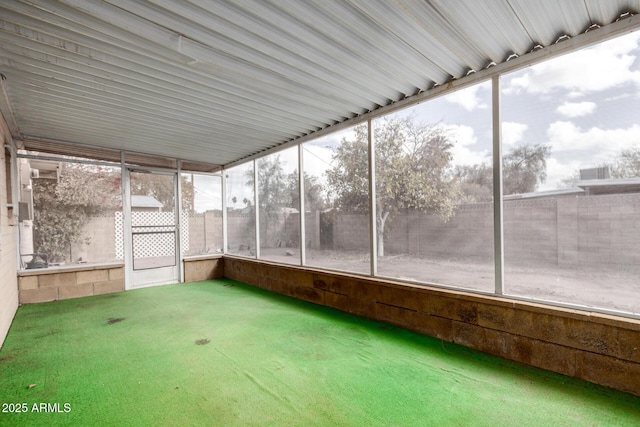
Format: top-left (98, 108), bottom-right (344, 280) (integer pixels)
top-left (1, 0), bottom-right (640, 169)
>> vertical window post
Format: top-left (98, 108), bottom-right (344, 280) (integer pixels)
top-left (298, 145), bottom-right (306, 266)
top-left (221, 170), bottom-right (228, 255)
top-left (368, 119), bottom-right (377, 276)
top-left (254, 160), bottom-right (260, 259)
top-left (492, 75), bottom-right (504, 295)
top-left (176, 162), bottom-right (183, 282)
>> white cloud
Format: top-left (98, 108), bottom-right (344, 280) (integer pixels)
top-left (445, 84), bottom-right (488, 112)
top-left (535, 121), bottom-right (640, 189)
top-left (503, 31), bottom-right (640, 95)
top-left (443, 124), bottom-right (490, 166)
top-left (556, 101), bottom-right (596, 118)
top-left (502, 121), bottom-right (528, 146)
top-left (567, 91), bottom-right (584, 99)
top-left (546, 120), bottom-right (640, 155)
top-left (539, 157), bottom-right (584, 191)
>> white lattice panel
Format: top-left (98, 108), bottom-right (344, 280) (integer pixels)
top-left (115, 211), bottom-right (189, 259)
top-left (115, 212), bottom-right (124, 259)
top-left (133, 231), bottom-right (176, 258)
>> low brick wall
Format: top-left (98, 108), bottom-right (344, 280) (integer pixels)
top-left (224, 256), bottom-right (640, 397)
top-left (18, 263), bottom-right (124, 304)
top-left (183, 256), bottom-right (224, 282)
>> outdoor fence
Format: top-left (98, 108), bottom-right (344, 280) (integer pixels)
top-left (69, 193), bottom-right (640, 271)
top-left (332, 193), bottom-right (640, 271)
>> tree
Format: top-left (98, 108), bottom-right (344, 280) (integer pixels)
top-left (502, 143), bottom-right (551, 195)
top-left (286, 170), bottom-right (327, 212)
top-left (453, 163), bottom-right (493, 203)
top-left (610, 146), bottom-right (640, 178)
top-left (326, 118), bottom-right (461, 256)
top-left (456, 143), bottom-right (551, 199)
top-left (33, 163), bottom-right (121, 263)
top-left (244, 155), bottom-right (292, 246)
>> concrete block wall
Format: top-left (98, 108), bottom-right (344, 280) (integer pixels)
top-left (577, 194), bottom-right (640, 268)
top-left (330, 195), bottom-right (640, 270)
top-left (503, 199), bottom-right (558, 265)
top-left (407, 204), bottom-right (494, 260)
top-left (224, 256), bottom-right (640, 397)
top-left (333, 212), bottom-right (370, 251)
top-left (183, 256), bottom-right (224, 282)
top-left (18, 264), bottom-right (124, 304)
top-left (227, 213), bottom-right (254, 252)
top-left (0, 119), bottom-right (18, 349)
top-left (71, 216), bottom-right (118, 263)
top-left (187, 212), bottom-right (223, 255)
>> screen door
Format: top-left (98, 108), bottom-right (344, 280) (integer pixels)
top-left (127, 169), bottom-right (180, 288)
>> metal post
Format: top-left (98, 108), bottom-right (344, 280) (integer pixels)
top-left (253, 160), bottom-right (260, 259)
top-left (9, 139), bottom-right (19, 269)
top-left (176, 161), bottom-right (182, 283)
top-left (368, 119), bottom-right (377, 276)
top-left (492, 75), bottom-right (504, 295)
top-left (121, 151), bottom-right (132, 290)
top-left (298, 144), bottom-right (306, 266)
top-left (221, 169), bottom-right (228, 255)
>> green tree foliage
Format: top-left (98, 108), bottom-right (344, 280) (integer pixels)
top-left (453, 164), bottom-right (493, 203)
top-left (242, 156), bottom-right (329, 249)
top-left (286, 170), bottom-right (327, 213)
top-left (239, 156), bottom-right (285, 246)
top-left (33, 163), bottom-right (121, 263)
top-left (610, 146), bottom-right (640, 178)
top-left (502, 143), bottom-right (551, 195)
top-left (255, 155), bottom-right (288, 244)
top-left (456, 143), bottom-right (551, 199)
top-left (326, 118), bottom-right (461, 256)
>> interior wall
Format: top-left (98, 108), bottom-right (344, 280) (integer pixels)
top-left (0, 116), bottom-right (18, 349)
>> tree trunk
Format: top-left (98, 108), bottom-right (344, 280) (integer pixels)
top-left (377, 211), bottom-right (389, 257)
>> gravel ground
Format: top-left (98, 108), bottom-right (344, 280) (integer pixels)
top-left (258, 248), bottom-right (640, 316)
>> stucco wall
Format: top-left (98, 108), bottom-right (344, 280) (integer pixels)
top-left (0, 117), bottom-right (18, 349)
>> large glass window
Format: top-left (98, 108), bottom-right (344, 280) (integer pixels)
top-left (257, 147), bottom-right (300, 265)
top-left (302, 125), bottom-right (370, 274)
top-left (182, 173), bottom-right (223, 257)
top-left (374, 83), bottom-right (494, 291)
top-left (19, 155), bottom-right (122, 268)
top-left (225, 163), bottom-right (255, 257)
top-left (501, 31), bottom-right (640, 314)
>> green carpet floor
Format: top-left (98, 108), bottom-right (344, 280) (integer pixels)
top-left (1, 279), bottom-right (639, 426)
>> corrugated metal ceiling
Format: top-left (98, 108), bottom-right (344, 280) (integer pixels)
top-left (1, 0), bottom-right (640, 169)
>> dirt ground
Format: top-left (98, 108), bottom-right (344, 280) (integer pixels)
top-left (258, 248), bottom-right (640, 316)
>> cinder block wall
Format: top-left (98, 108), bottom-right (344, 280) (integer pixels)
top-left (224, 256), bottom-right (640, 397)
top-left (18, 264), bottom-right (124, 303)
top-left (331, 197), bottom-right (640, 270)
top-left (183, 256), bottom-right (224, 282)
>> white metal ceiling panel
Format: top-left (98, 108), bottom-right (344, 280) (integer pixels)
top-left (0, 0), bottom-right (639, 167)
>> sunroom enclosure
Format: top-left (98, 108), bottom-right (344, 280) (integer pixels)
top-left (2, 12), bottom-right (640, 398)
top-left (14, 28), bottom-right (640, 318)
top-left (224, 28), bottom-right (640, 319)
